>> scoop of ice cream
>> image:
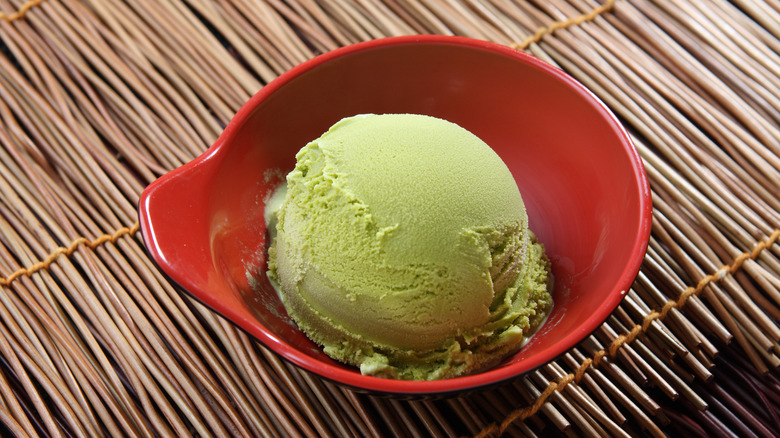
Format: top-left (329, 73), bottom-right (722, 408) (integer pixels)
top-left (267, 114), bottom-right (552, 380)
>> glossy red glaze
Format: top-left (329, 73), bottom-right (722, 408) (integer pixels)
top-left (139, 35), bottom-right (651, 396)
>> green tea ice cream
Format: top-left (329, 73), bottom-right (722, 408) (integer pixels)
top-left (267, 114), bottom-right (552, 380)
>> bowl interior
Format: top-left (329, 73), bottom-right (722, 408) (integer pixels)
top-left (139, 36), bottom-right (650, 395)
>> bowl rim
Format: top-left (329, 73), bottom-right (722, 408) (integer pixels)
top-left (139, 34), bottom-right (652, 396)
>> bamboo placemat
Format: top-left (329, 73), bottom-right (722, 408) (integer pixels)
top-left (1, 0), bottom-right (779, 436)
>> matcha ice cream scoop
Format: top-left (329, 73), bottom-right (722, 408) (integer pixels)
top-left (267, 114), bottom-right (552, 380)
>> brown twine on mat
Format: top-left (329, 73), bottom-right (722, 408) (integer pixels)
top-left (0, 222), bottom-right (140, 286)
top-left (510, 0), bottom-right (618, 51)
top-left (1, 223), bottom-right (777, 436)
top-left (473, 228), bottom-right (780, 438)
top-left (0, 0), bottom-right (775, 435)
top-left (0, 0), bottom-right (43, 22)
top-left (0, 0), bottom-right (617, 42)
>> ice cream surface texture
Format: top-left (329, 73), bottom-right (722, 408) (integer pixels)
top-left (267, 114), bottom-right (552, 380)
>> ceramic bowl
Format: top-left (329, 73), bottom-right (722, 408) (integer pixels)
top-left (139, 35), bottom-right (651, 396)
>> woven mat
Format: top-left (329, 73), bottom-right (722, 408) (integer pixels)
top-left (1, 0), bottom-right (779, 436)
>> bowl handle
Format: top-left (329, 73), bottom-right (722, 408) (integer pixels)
top-left (137, 148), bottom-right (224, 311)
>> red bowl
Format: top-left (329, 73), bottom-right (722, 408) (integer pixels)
top-left (139, 35), bottom-right (651, 396)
